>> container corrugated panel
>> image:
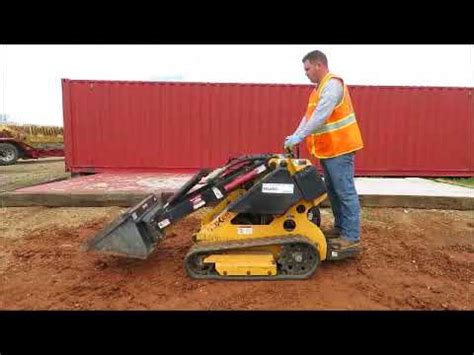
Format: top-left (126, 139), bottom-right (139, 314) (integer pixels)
top-left (62, 79), bottom-right (474, 176)
top-left (350, 85), bottom-right (473, 176)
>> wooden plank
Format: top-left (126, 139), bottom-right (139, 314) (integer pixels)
top-left (1, 192), bottom-right (472, 210)
top-left (0, 192), bottom-right (152, 208)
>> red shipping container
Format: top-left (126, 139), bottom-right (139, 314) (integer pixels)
top-left (62, 79), bottom-right (474, 176)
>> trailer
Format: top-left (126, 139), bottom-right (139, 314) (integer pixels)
top-left (0, 124), bottom-right (64, 165)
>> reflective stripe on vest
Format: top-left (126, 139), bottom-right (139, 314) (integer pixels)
top-left (314, 113), bottom-right (356, 135)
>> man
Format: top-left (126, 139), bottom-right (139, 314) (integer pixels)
top-left (284, 50), bottom-right (364, 251)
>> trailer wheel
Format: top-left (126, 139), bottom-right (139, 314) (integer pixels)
top-left (0, 143), bottom-right (20, 165)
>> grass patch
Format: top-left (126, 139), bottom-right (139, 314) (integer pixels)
top-left (0, 159), bottom-right (70, 192)
top-left (433, 177), bottom-right (474, 188)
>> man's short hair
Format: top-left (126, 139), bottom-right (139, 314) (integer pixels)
top-left (302, 50), bottom-right (328, 67)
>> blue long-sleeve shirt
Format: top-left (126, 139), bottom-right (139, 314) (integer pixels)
top-left (293, 78), bottom-right (344, 138)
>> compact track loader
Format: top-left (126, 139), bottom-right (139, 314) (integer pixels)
top-left (84, 151), bottom-right (360, 280)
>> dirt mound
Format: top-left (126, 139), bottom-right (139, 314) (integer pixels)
top-left (0, 207), bottom-right (472, 310)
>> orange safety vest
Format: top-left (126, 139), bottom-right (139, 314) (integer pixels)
top-left (305, 73), bottom-right (364, 159)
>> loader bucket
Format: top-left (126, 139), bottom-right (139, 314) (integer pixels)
top-left (83, 194), bottom-right (165, 259)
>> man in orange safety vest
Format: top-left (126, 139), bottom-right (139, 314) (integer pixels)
top-left (284, 50), bottom-right (364, 252)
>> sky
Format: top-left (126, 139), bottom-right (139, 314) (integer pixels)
top-left (0, 45), bottom-right (473, 126)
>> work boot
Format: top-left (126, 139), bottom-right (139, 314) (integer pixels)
top-left (323, 226), bottom-right (341, 239)
top-left (327, 236), bottom-right (360, 250)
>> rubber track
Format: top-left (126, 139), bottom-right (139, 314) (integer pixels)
top-left (184, 234), bottom-right (320, 280)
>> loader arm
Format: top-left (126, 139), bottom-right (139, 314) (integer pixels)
top-left (84, 154), bottom-right (275, 259)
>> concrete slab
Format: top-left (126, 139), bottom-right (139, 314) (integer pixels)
top-left (13, 172), bottom-right (191, 194)
top-left (0, 173), bottom-right (191, 207)
top-left (0, 173), bottom-right (472, 210)
top-left (355, 178), bottom-right (473, 197)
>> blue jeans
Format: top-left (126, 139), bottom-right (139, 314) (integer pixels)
top-left (320, 152), bottom-right (360, 241)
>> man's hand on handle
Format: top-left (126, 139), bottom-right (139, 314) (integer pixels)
top-left (284, 134), bottom-right (304, 150)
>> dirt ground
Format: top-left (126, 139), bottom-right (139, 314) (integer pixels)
top-left (0, 206), bottom-right (472, 310)
top-left (0, 158), bottom-right (70, 192)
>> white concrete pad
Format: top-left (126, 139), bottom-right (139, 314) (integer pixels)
top-left (354, 178), bottom-right (473, 198)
